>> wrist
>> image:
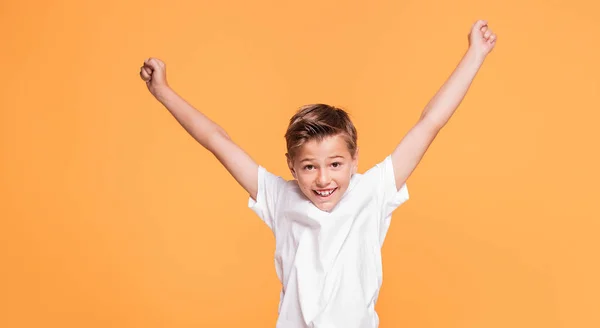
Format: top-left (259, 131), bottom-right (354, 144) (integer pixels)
top-left (465, 47), bottom-right (487, 65)
top-left (153, 85), bottom-right (174, 103)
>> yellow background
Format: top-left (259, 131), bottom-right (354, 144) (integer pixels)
top-left (2, 0), bottom-right (599, 327)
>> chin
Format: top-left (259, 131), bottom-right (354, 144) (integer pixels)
top-left (317, 205), bottom-right (332, 212)
top-left (314, 199), bottom-right (338, 212)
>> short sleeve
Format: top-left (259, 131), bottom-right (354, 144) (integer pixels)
top-left (247, 166), bottom-right (287, 231)
top-left (375, 155), bottom-right (410, 219)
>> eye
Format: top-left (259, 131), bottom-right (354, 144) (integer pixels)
top-left (331, 162), bottom-right (342, 168)
top-left (303, 165), bottom-right (315, 171)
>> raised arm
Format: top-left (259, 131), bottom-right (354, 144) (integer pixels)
top-left (391, 20), bottom-right (497, 188)
top-left (140, 58), bottom-right (259, 200)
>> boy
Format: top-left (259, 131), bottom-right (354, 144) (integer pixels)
top-left (140, 20), bottom-right (496, 328)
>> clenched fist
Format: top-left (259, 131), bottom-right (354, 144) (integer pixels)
top-left (468, 20), bottom-right (497, 58)
top-left (140, 58), bottom-right (170, 98)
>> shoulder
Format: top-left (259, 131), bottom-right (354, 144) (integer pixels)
top-left (344, 155), bottom-right (396, 198)
top-left (258, 167), bottom-right (302, 201)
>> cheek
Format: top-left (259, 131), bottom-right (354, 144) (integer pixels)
top-left (296, 173), bottom-right (314, 189)
top-left (335, 168), bottom-right (352, 181)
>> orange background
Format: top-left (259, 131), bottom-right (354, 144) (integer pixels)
top-left (2, 0), bottom-right (599, 327)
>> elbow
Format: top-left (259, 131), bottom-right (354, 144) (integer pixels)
top-left (205, 127), bottom-right (230, 153)
top-left (215, 126), bottom-right (230, 140)
top-left (420, 113), bottom-right (446, 132)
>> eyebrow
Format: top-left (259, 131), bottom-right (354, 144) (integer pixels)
top-left (300, 155), bottom-right (345, 163)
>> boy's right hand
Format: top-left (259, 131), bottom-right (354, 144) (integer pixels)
top-left (140, 58), bottom-right (170, 98)
top-left (139, 57), bottom-right (260, 202)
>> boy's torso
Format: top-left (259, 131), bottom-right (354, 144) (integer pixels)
top-left (272, 173), bottom-right (386, 328)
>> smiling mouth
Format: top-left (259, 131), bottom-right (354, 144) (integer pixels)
top-left (313, 188), bottom-right (338, 198)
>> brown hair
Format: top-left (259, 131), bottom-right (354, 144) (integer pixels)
top-left (285, 104), bottom-right (358, 160)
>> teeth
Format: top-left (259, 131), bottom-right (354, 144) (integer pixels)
top-left (316, 189), bottom-right (335, 196)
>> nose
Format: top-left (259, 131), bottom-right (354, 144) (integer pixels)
top-left (316, 169), bottom-right (331, 187)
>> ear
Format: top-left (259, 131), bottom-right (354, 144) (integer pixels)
top-left (352, 147), bottom-right (359, 174)
top-left (286, 153), bottom-right (297, 179)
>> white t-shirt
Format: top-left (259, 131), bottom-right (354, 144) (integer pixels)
top-left (248, 155), bottom-right (409, 328)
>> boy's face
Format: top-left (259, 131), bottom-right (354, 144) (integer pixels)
top-left (287, 134), bottom-right (358, 212)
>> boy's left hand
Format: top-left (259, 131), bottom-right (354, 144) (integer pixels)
top-left (468, 20), bottom-right (497, 58)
